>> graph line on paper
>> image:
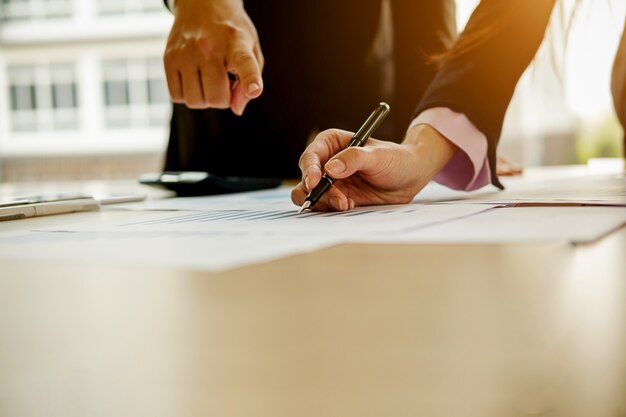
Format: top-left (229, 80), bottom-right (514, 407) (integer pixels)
top-left (118, 208), bottom-right (419, 227)
top-left (34, 204), bottom-right (497, 241)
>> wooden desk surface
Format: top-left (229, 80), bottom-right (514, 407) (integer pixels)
top-left (1, 228), bottom-right (625, 416)
top-left (0, 173), bottom-right (625, 416)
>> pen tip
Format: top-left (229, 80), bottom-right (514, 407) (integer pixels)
top-left (298, 201), bottom-right (311, 213)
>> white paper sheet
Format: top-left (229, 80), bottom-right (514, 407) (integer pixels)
top-left (361, 206), bottom-right (626, 244)
top-left (113, 173), bottom-right (626, 215)
top-left (111, 187), bottom-right (298, 211)
top-left (0, 229), bottom-right (343, 271)
top-left (2, 174), bottom-right (624, 272)
top-left (0, 203), bottom-right (494, 271)
top-left (39, 204), bottom-right (495, 238)
top-left (440, 174), bottom-right (626, 206)
top-left (113, 184), bottom-right (503, 212)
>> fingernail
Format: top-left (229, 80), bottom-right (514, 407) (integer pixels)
top-left (304, 176), bottom-right (310, 191)
top-left (326, 159), bottom-right (346, 175)
top-left (247, 83), bottom-right (261, 94)
top-left (348, 199), bottom-right (355, 210)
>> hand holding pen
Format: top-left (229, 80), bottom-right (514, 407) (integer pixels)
top-left (291, 102), bottom-right (459, 212)
top-left (298, 102), bottom-right (390, 212)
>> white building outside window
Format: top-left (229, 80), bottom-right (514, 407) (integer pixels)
top-left (102, 57), bottom-right (170, 129)
top-left (0, 0), bottom-right (73, 21)
top-left (97, 0), bottom-right (162, 16)
top-left (7, 62), bottom-right (79, 132)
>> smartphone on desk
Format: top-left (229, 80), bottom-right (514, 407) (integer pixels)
top-left (139, 171), bottom-right (282, 197)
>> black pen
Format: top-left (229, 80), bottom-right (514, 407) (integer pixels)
top-left (298, 102), bottom-right (390, 213)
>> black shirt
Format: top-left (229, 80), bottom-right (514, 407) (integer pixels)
top-left (164, 0), bottom-right (456, 178)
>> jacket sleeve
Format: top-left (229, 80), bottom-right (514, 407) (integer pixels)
top-left (389, 0), bottom-right (457, 140)
top-left (416, 0), bottom-right (556, 188)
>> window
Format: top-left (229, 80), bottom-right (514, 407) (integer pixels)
top-left (146, 58), bottom-right (169, 105)
top-left (7, 62), bottom-right (79, 132)
top-left (97, 0), bottom-right (163, 16)
top-left (8, 65), bottom-right (39, 132)
top-left (10, 80), bottom-right (37, 112)
top-left (102, 57), bottom-right (170, 129)
top-left (1, 0), bottom-right (30, 21)
top-left (44, 0), bottom-right (73, 18)
top-left (50, 63), bottom-right (79, 129)
top-left (0, 0), bottom-right (72, 21)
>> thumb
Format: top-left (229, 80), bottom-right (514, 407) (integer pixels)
top-left (228, 46), bottom-right (263, 115)
top-left (228, 47), bottom-right (263, 99)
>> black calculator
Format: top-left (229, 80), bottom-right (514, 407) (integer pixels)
top-left (139, 171), bottom-right (282, 197)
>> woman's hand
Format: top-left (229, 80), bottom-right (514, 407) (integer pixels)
top-left (164, 0), bottom-right (264, 115)
top-left (291, 124), bottom-right (457, 211)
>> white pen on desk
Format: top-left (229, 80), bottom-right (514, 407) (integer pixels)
top-left (0, 198), bottom-right (99, 222)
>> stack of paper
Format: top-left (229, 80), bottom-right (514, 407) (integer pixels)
top-left (0, 173), bottom-right (624, 271)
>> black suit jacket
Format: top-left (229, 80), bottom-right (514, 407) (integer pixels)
top-left (417, 0), bottom-right (557, 189)
top-left (418, 0), bottom-right (626, 188)
top-left (163, 0), bottom-right (456, 178)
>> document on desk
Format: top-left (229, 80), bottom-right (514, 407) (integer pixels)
top-left (360, 206), bottom-right (626, 244)
top-left (114, 174), bottom-right (626, 212)
top-left (2, 175), bottom-right (624, 271)
top-left (37, 203), bottom-right (494, 238)
top-left (0, 229), bottom-right (345, 271)
top-left (447, 174), bottom-right (626, 206)
top-left (111, 184), bottom-right (500, 212)
top-left (0, 202), bottom-right (494, 271)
